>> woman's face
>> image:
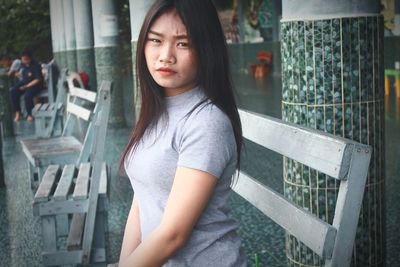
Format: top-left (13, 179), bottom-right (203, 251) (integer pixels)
top-left (144, 10), bottom-right (198, 96)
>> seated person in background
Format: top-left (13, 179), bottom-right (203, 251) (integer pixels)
top-left (9, 50), bottom-right (43, 122)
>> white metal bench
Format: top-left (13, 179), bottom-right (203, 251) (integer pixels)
top-left (32, 81), bottom-right (112, 266)
top-left (232, 109), bottom-right (372, 267)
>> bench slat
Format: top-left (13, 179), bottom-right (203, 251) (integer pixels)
top-left (40, 103), bottom-right (49, 112)
top-left (73, 163), bottom-right (91, 200)
top-left (34, 165), bottom-right (61, 203)
top-left (233, 171), bottom-right (337, 258)
top-left (66, 102), bottom-right (91, 121)
top-left (53, 165), bottom-right (76, 201)
top-left (69, 87), bottom-right (97, 102)
top-left (20, 136), bottom-right (82, 158)
top-left (67, 213), bottom-right (86, 250)
top-left (238, 109), bottom-right (353, 179)
top-left (32, 104), bottom-right (42, 114)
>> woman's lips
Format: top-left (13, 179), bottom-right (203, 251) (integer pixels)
top-left (156, 67), bottom-right (177, 76)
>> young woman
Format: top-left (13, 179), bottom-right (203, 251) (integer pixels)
top-left (119, 0), bottom-right (245, 266)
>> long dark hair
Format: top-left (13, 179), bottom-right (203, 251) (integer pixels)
top-left (119, 0), bottom-right (242, 175)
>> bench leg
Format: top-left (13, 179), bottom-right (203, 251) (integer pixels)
top-left (34, 117), bottom-right (46, 138)
top-left (54, 114), bottom-right (64, 136)
top-left (56, 214), bottom-right (69, 237)
top-left (34, 167), bottom-right (46, 185)
top-left (93, 211), bottom-right (107, 253)
top-left (28, 160), bottom-right (38, 190)
top-left (90, 199), bottom-right (108, 266)
top-left (41, 215), bottom-right (57, 260)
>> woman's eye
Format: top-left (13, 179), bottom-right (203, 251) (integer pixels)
top-left (177, 42), bottom-right (189, 48)
top-left (148, 38), bottom-right (161, 44)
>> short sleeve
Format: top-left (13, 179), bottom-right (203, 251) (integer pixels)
top-left (177, 106), bottom-right (236, 178)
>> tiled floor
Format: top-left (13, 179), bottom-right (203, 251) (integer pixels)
top-left (0, 73), bottom-right (399, 267)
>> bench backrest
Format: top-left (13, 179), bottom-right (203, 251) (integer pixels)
top-left (43, 60), bottom-right (59, 103)
top-left (80, 80), bottom-right (112, 263)
top-left (62, 75), bottom-right (101, 166)
top-left (232, 109), bottom-right (372, 267)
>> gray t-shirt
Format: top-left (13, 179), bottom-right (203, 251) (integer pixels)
top-left (125, 86), bottom-right (246, 266)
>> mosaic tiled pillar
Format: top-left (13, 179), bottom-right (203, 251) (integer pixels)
top-left (63, 0), bottom-right (77, 72)
top-left (281, 3), bottom-right (385, 266)
top-left (73, 0), bottom-right (97, 90)
top-left (92, 0), bottom-right (125, 127)
top-left (129, 0), bottom-right (154, 123)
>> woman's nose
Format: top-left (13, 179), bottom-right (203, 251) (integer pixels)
top-left (159, 43), bottom-right (176, 64)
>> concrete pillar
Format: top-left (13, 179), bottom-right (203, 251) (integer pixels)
top-left (129, 0), bottom-right (154, 123)
top-left (63, 0), bottom-right (77, 72)
top-left (237, 0), bottom-right (245, 43)
top-left (50, 0), bottom-right (67, 69)
top-left (92, 0), bottom-right (125, 127)
top-left (273, 0), bottom-right (282, 41)
top-left (394, 0), bottom-right (400, 35)
top-left (281, 1), bottom-right (384, 266)
top-left (49, 0), bottom-right (59, 63)
top-left (73, 0), bottom-right (97, 90)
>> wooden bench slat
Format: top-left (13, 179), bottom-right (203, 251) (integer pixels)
top-left (238, 109), bottom-right (353, 180)
top-left (34, 165), bottom-right (61, 203)
top-left (233, 171), bottom-right (337, 258)
top-left (32, 104), bottom-right (42, 114)
top-left (53, 165), bottom-right (76, 201)
top-left (20, 136), bottom-right (82, 158)
top-left (67, 213), bottom-right (86, 250)
top-left (33, 107), bottom-right (56, 117)
top-left (69, 87), bottom-right (97, 102)
top-left (66, 102), bottom-right (92, 121)
top-left (73, 163), bottom-right (91, 200)
top-left (47, 103), bottom-right (56, 110)
top-left (40, 103), bottom-right (49, 112)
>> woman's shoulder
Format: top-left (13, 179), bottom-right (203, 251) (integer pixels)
top-left (189, 100), bottom-right (230, 124)
top-left (185, 101), bottom-right (232, 131)
top-left (173, 100), bottom-right (236, 154)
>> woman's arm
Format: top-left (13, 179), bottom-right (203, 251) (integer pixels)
top-left (119, 166), bottom-right (217, 267)
top-left (119, 196), bottom-right (142, 263)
